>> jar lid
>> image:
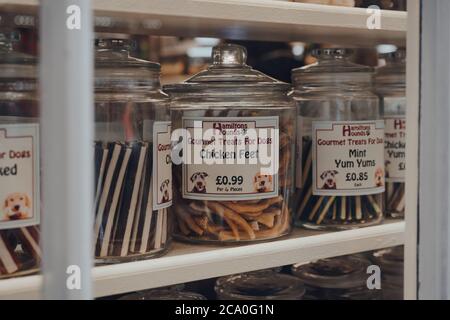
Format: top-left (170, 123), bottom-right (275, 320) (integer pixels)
top-left (372, 246), bottom-right (404, 276)
top-left (292, 48), bottom-right (374, 88)
top-left (291, 256), bottom-right (371, 289)
top-left (0, 32), bottom-right (36, 91)
top-left (215, 271), bottom-right (306, 300)
top-left (164, 44), bottom-right (291, 97)
top-left (375, 48), bottom-right (406, 88)
top-left (119, 289), bottom-right (207, 300)
top-left (95, 39), bottom-right (161, 91)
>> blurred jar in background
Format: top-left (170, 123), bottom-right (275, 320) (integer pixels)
top-left (0, 31), bottom-right (41, 279)
top-left (215, 270), bottom-right (306, 300)
top-left (292, 255), bottom-right (381, 300)
top-left (375, 49), bottom-right (406, 219)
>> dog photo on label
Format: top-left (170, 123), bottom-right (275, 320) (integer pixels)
top-left (3, 193), bottom-right (31, 221)
top-left (320, 170), bottom-right (338, 190)
top-left (254, 173), bottom-right (273, 193)
top-left (374, 167), bottom-right (385, 187)
top-left (160, 179), bottom-right (171, 203)
top-left (190, 172), bottom-right (208, 193)
top-left (385, 160), bottom-right (391, 178)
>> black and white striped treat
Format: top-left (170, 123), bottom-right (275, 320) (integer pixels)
top-left (93, 141), bottom-right (169, 263)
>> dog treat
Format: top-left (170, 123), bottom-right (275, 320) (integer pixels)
top-left (93, 141), bottom-right (170, 262)
top-left (376, 49), bottom-right (406, 219)
top-left (0, 227), bottom-right (41, 278)
top-left (94, 39), bottom-right (172, 263)
top-left (165, 44), bottom-right (295, 243)
top-left (0, 31), bottom-right (41, 279)
top-left (292, 49), bottom-right (384, 230)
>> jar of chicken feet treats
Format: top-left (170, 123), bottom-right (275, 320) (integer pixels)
top-left (94, 39), bottom-right (172, 263)
top-left (165, 44), bottom-right (295, 243)
top-left (291, 48), bottom-right (384, 230)
top-left (375, 49), bottom-right (406, 219)
top-left (0, 32), bottom-right (41, 278)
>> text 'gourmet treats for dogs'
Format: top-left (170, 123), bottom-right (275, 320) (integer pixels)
top-left (291, 48), bottom-right (385, 230)
top-left (94, 39), bottom-right (172, 263)
top-left (0, 32), bottom-right (41, 279)
top-left (165, 44), bottom-right (295, 243)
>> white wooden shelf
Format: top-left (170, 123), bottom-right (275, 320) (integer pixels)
top-left (0, 0), bottom-right (406, 45)
top-left (0, 220), bottom-right (405, 299)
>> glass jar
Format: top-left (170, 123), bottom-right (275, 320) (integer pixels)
top-left (119, 287), bottom-right (206, 300)
top-left (291, 255), bottom-right (380, 300)
top-left (165, 44), bottom-right (295, 243)
top-left (215, 270), bottom-right (306, 300)
top-left (291, 48), bottom-right (384, 230)
top-left (0, 32), bottom-right (41, 279)
top-left (94, 39), bottom-right (172, 264)
top-left (371, 246), bottom-right (404, 300)
top-left (375, 49), bottom-right (406, 219)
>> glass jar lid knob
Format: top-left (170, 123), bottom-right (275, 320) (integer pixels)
top-left (212, 44), bottom-right (247, 67)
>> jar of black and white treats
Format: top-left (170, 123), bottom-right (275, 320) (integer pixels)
top-left (291, 48), bottom-right (384, 230)
top-left (94, 39), bottom-right (172, 263)
top-left (0, 31), bottom-right (41, 278)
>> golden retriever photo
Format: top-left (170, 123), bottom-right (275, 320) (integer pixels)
top-left (3, 193), bottom-right (32, 221)
top-left (254, 173), bottom-right (273, 193)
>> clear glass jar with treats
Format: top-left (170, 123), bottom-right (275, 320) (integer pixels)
top-left (375, 49), bottom-right (406, 219)
top-left (0, 32), bottom-right (41, 279)
top-left (94, 39), bottom-right (172, 264)
top-left (165, 44), bottom-right (295, 243)
top-left (215, 270), bottom-right (306, 300)
top-left (291, 48), bottom-right (384, 230)
top-left (291, 255), bottom-right (381, 300)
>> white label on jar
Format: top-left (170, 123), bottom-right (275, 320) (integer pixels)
top-left (153, 121), bottom-right (172, 210)
top-left (181, 117), bottom-right (279, 201)
top-left (385, 117), bottom-right (406, 182)
top-left (295, 116), bottom-right (303, 189)
top-left (312, 120), bottom-right (385, 196)
top-left (0, 124), bottom-right (40, 230)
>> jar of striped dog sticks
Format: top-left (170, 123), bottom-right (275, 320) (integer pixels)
top-left (291, 48), bottom-right (384, 230)
top-left (165, 44), bottom-right (295, 243)
top-left (0, 32), bottom-right (41, 278)
top-left (94, 39), bottom-right (172, 263)
top-left (375, 49), bottom-right (406, 219)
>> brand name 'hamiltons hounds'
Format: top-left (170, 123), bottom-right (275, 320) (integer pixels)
top-left (213, 122), bottom-right (249, 131)
top-left (342, 125), bottom-right (371, 137)
top-left (393, 119), bottom-right (406, 130)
